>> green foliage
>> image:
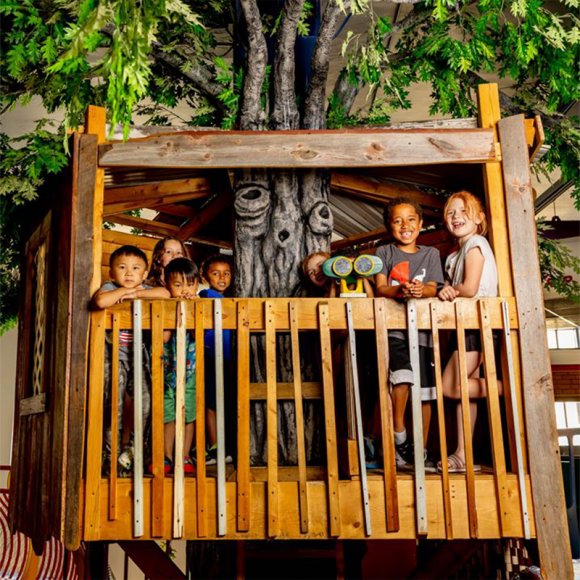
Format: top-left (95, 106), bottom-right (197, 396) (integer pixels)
top-left (538, 222), bottom-right (580, 303)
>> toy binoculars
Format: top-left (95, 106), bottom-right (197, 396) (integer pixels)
top-left (322, 254), bottom-right (383, 296)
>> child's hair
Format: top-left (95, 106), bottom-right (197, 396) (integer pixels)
top-left (149, 237), bottom-right (190, 284)
top-left (110, 245), bottom-right (148, 268)
top-left (382, 197), bottom-right (423, 228)
top-left (444, 190), bottom-right (488, 236)
top-left (165, 257), bottom-right (199, 284)
top-left (302, 251), bottom-right (330, 277)
top-left (201, 254), bottom-right (233, 281)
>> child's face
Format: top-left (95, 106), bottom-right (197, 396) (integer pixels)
top-left (160, 239), bottom-right (185, 268)
top-left (444, 197), bottom-right (482, 242)
top-left (110, 254), bottom-right (148, 289)
top-left (204, 261), bottom-right (232, 293)
top-left (167, 273), bottom-right (198, 299)
top-left (305, 255), bottom-right (327, 287)
top-left (388, 204), bottom-right (422, 249)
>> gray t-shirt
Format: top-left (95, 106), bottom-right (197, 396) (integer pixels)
top-left (376, 244), bottom-right (444, 344)
top-left (445, 235), bottom-right (498, 297)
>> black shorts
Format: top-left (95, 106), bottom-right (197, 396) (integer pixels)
top-left (388, 336), bottom-right (436, 401)
top-left (448, 330), bottom-right (503, 379)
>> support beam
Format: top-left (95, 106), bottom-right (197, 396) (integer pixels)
top-left (118, 541), bottom-right (186, 579)
top-left (177, 193), bottom-right (232, 241)
top-left (106, 214), bottom-right (179, 237)
top-left (498, 114), bottom-right (572, 579)
top-left (98, 129), bottom-right (497, 169)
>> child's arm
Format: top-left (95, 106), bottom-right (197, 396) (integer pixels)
top-left (375, 273), bottom-right (406, 299)
top-left (408, 280), bottom-right (438, 298)
top-left (136, 286), bottom-right (171, 300)
top-left (92, 286), bottom-right (137, 309)
top-left (164, 330), bottom-right (172, 343)
top-left (452, 247), bottom-right (485, 297)
top-left (362, 277), bottom-right (375, 298)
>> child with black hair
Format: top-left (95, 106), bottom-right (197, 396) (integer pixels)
top-left (93, 245), bottom-right (170, 472)
top-left (200, 254), bottom-right (234, 464)
top-left (162, 257), bottom-right (199, 475)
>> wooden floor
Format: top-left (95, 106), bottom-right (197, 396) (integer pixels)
top-left (86, 473), bottom-right (535, 541)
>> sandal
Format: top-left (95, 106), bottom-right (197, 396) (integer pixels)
top-left (437, 453), bottom-right (481, 474)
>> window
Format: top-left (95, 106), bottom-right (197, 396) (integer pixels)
top-left (547, 327), bottom-right (580, 350)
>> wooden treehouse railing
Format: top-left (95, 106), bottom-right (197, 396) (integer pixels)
top-left (84, 297), bottom-right (534, 541)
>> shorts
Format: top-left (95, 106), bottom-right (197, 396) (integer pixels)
top-left (388, 336), bottom-right (436, 402)
top-left (164, 377), bottom-right (196, 423)
top-left (448, 330), bottom-right (503, 379)
top-left (163, 336), bottom-right (196, 424)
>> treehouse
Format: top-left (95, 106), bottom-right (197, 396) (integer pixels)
top-left (8, 84), bottom-right (572, 577)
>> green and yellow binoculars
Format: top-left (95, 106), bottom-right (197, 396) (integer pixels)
top-left (322, 254), bottom-right (383, 296)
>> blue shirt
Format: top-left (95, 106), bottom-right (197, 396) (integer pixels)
top-left (199, 288), bottom-right (233, 359)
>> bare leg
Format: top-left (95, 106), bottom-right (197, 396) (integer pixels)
top-left (422, 403), bottom-right (432, 447)
top-left (391, 384), bottom-right (409, 434)
top-left (164, 422), bottom-right (175, 461)
top-left (207, 408), bottom-right (217, 447)
top-left (184, 421), bottom-right (195, 458)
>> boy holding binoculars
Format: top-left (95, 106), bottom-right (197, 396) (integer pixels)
top-left (374, 197), bottom-right (444, 471)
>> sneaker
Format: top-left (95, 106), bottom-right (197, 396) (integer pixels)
top-left (205, 445), bottom-right (233, 465)
top-left (148, 456), bottom-right (173, 475)
top-left (395, 439), bottom-right (414, 472)
top-left (184, 456), bottom-right (196, 475)
top-left (424, 450), bottom-right (437, 473)
top-left (118, 444), bottom-right (134, 471)
top-left (364, 436), bottom-right (381, 470)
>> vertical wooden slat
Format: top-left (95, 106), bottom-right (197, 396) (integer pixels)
top-left (150, 301), bottom-right (165, 538)
top-left (373, 299), bottom-right (399, 532)
top-left (173, 301), bottom-right (186, 538)
top-left (318, 303), bottom-right (341, 537)
top-left (108, 313), bottom-right (120, 521)
top-left (289, 302), bottom-right (309, 534)
top-left (133, 300), bottom-right (144, 538)
top-left (499, 113), bottom-right (571, 578)
top-left (84, 310), bottom-right (106, 541)
top-left (478, 300), bottom-right (509, 535)
top-left (195, 301), bottom-right (207, 537)
top-left (501, 301), bottom-right (531, 538)
top-left (455, 302), bottom-right (478, 538)
top-left (214, 299), bottom-right (227, 537)
top-left (237, 301), bottom-right (251, 532)
top-left (430, 303), bottom-right (453, 539)
top-left (265, 301), bottom-right (279, 538)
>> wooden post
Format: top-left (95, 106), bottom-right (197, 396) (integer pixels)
top-left (85, 105), bottom-right (106, 295)
top-left (498, 114), bottom-right (572, 579)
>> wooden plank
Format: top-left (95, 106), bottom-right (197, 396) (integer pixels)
top-left (177, 193), bottom-right (233, 241)
top-left (101, 229), bottom-right (160, 251)
top-left (150, 301), bottom-right (165, 538)
top-left (249, 466), bottom-right (326, 482)
top-left (85, 106), bottom-right (106, 295)
top-left (148, 203), bottom-right (198, 219)
top-left (498, 113), bottom-right (572, 579)
top-left (106, 214), bottom-right (179, 237)
top-left (103, 177), bottom-right (211, 214)
top-left (194, 301), bottom-right (207, 537)
top-left (117, 541), bottom-right (186, 579)
top-left (318, 303), bottom-right (341, 537)
top-left (529, 115), bottom-right (545, 163)
top-left (249, 382), bottom-right (322, 400)
top-left (289, 302), bottom-right (309, 534)
top-left (19, 394), bottom-right (47, 416)
top-left (477, 84), bottom-right (514, 297)
top-left (237, 301), bottom-right (251, 532)
top-left (455, 302), bottom-right (478, 538)
top-left (373, 300), bottom-right (399, 532)
top-left (98, 129), bottom-right (497, 168)
top-left (331, 173), bottom-right (444, 210)
top-left (108, 313), bottom-right (120, 521)
top-left (214, 299), bottom-right (227, 537)
top-left (133, 301), bottom-right (145, 538)
top-left (430, 303), bottom-right (453, 539)
top-left (173, 301), bottom-right (186, 538)
top-left (478, 300), bottom-right (509, 535)
top-left (104, 191), bottom-right (208, 216)
top-left (84, 311), bottom-right (106, 540)
top-left (265, 301), bottom-right (279, 538)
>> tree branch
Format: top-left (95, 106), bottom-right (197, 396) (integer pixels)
top-left (302, 0), bottom-right (347, 129)
top-left (239, 0), bottom-right (268, 130)
top-left (272, 0), bottom-right (305, 130)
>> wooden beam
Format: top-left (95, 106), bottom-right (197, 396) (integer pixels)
top-left (98, 129), bottom-right (497, 169)
top-left (106, 214), bottom-right (179, 237)
top-left (331, 173), bottom-right (444, 210)
top-left (102, 229), bottom-right (160, 250)
top-left (103, 178), bottom-right (210, 215)
top-left (148, 203), bottom-right (198, 219)
top-left (118, 541), bottom-right (186, 579)
top-left (177, 193), bottom-right (232, 241)
top-left (498, 114), bottom-right (572, 580)
top-left (530, 115), bottom-right (545, 163)
top-left (186, 235), bottom-right (233, 250)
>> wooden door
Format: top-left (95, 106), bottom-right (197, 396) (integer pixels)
top-left (8, 133), bottom-right (98, 552)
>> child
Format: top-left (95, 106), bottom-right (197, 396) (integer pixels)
top-left (438, 190), bottom-right (500, 473)
top-left (302, 252), bottom-right (337, 297)
top-left (374, 198), bottom-right (444, 471)
top-left (199, 254), bottom-right (234, 464)
top-left (147, 237), bottom-right (190, 287)
top-left (162, 258), bottom-right (199, 475)
top-left (93, 245), bottom-right (170, 472)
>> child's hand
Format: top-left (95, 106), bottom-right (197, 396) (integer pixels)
top-left (119, 289), bottom-right (138, 303)
top-left (409, 279), bottom-right (424, 298)
top-left (438, 285), bottom-right (459, 301)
